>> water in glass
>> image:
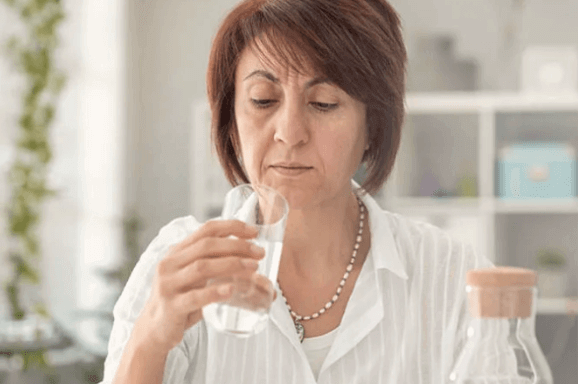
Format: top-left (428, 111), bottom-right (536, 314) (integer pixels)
top-left (202, 239), bottom-right (283, 337)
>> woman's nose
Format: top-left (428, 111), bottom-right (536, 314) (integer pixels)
top-left (273, 100), bottom-right (309, 147)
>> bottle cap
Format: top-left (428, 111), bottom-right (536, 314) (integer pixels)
top-left (466, 267), bottom-right (536, 288)
top-left (466, 267), bottom-right (536, 318)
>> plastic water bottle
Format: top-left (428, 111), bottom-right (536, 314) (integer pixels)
top-left (449, 267), bottom-right (553, 384)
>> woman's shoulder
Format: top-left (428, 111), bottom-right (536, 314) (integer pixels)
top-left (142, 215), bottom-right (203, 259)
top-left (157, 215), bottom-right (203, 241)
top-left (111, 215), bottom-right (203, 319)
top-left (374, 206), bottom-right (456, 249)
top-left (393, 212), bottom-right (461, 251)
top-left (374, 207), bottom-right (491, 276)
top-left (117, 214), bottom-right (203, 297)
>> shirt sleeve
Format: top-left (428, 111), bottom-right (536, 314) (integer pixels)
top-left (99, 216), bottom-right (203, 384)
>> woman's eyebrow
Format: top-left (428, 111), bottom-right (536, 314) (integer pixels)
top-left (244, 70), bottom-right (332, 89)
top-left (306, 77), bottom-right (332, 88)
top-left (244, 70), bottom-right (279, 83)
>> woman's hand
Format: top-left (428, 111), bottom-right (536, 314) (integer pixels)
top-left (136, 220), bottom-right (271, 352)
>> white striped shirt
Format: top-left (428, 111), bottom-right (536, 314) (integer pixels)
top-left (100, 191), bottom-right (493, 384)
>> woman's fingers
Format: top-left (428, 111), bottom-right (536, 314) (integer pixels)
top-left (179, 276), bottom-right (274, 315)
top-left (169, 236), bottom-right (265, 270)
top-left (140, 220), bottom-right (272, 348)
top-left (171, 256), bottom-right (259, 293)
top-left (177, 282), bottom-right (235, 313)
top-left (174, 270), bottom-right (276, 316)
top-left (226, 273), bottom-right (275, 312)
top-left (251, 273), bottom-right (275, 296)
top-left (172, 219), bottom-right (258, 254)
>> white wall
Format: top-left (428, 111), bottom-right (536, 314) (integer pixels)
top-left (128, 0), bottom-right (239, 250)
top-left (390, 0), bottom-right (578, 90)
top-left (77, 0), bottom-right (127, 324)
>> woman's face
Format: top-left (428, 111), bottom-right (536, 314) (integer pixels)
top-left (233, 45), bottom-right (367, 210)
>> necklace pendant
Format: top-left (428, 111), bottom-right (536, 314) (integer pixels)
top-left (295, 320), bottom-right (305, 343)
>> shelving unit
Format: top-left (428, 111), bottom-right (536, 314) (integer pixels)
top-left (392, 196), bottom-right (578, 215)
top-left (381, 91), bottom-right (578, 316)
top-left (379, 92), bottom-right (578, 381)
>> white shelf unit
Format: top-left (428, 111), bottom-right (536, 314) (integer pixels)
top-left (382, 92), bottom-right (578, 381)
top-left (380, 91), bottom-right (578, 318)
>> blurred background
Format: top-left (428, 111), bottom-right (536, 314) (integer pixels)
top-left (0, 0), bottom-right (577, 382)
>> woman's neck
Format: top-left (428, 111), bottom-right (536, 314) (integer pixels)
top-left (279, 190), bottom-right (361, 284)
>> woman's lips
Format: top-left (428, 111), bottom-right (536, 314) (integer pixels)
top-left (270, 165), bottom-right (313, 176)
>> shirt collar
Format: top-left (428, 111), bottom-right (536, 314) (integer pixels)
top-left (270, 181), bottom-right (409, 348)
top-left (353, 180), bottom-right (409, 280)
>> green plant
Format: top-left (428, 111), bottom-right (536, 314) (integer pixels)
top-left (536, 249), bottom-right (566, 269)
top-left (1, 0), bottom-right (66, 373)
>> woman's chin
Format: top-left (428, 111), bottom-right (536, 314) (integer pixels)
top-left (252, 177), bottom-right (321, 210)
top-left (270, 186), bottom-right (314, 211)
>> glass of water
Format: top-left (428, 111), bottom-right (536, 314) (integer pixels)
top-left (202, 183), bottom-right (288, 337)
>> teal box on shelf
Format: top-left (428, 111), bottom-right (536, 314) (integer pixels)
top-left (497, 142), bottom-right (576, 199)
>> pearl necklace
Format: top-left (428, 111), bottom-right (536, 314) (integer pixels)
top-left (278, 196), bottom-right (365, 343)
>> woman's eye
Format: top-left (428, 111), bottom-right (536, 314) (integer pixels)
top-left (251, 99), bottom-right (275, 108)
top-left (312, 102), bottom-right (338, 112)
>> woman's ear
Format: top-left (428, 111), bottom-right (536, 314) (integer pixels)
top-left (362, 145), bottom-right (369, 161)
top-left (363, 129), bottom-right (370, 158)
top-left (363, 119), bottom-right (370, 156)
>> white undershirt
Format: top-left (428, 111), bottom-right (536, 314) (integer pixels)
top-left (301, 327), bottom-right (339, 380)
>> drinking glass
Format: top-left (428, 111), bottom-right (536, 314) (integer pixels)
top-left (202, 184), bottom-right (288, 337)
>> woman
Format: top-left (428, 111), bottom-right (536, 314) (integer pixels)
top-left (101, 0), bottom-right (491, 383)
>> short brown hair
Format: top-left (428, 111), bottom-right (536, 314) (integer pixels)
top-left (207, 0), bottom-right (407, 194)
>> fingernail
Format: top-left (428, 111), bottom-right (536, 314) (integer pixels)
top-left (218, 284), bottom-right (232, 295)
top-left (250, 243), bottom-right (265, 257)
top-left (242, 259), bottom-right (259, 269)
